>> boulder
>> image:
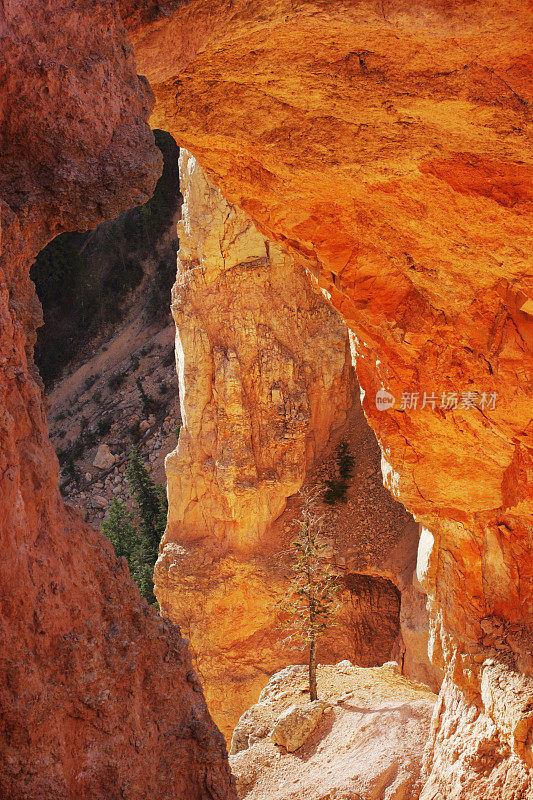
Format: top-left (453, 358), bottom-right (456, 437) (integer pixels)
top-left (270, 701), bottom-right (328, 752)
top-left (93, 495), bottom-right (108, 509)
top-left (93, 444), bottom-right (115, 470)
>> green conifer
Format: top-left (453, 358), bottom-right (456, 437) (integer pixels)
top-left (125, 446), bottom-right (168, 604)
top-left (101, 498), bottom-right (138, 574)
top-left (102, 447), bottom-right (168, 606)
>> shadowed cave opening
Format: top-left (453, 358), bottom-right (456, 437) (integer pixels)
top-left (339, 573), bottom-right (402, 668)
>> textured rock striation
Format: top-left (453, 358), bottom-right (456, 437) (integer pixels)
top-left (126, 2), bottom-right (533, 793)
top-left (156, 149), bottom-right (350, 734)
top-left (164, 153), bottom-right (353, 553)
top-left (0, 3), bottom-right (234, 797)
top-left (156, 152), bottom-right (438, 739)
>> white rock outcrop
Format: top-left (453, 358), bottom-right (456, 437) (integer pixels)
top-left (270, 701), bottom-right (329, 752)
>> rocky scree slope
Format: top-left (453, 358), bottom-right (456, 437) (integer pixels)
top-left (31, 129), bottom-right (180, 389)
top-left (39, 132), bottom-right (182, 529)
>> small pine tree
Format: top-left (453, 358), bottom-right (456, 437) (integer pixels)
top-left (279, 494), bottom-right (339, 700)
top-left (101, 498), bottom-right (138, 574)
top-left (323, 441), bottom-right (355, 504)
top-left (125, 446), bottom-right (168, 605)
top-left (136, 376), bottom-right (150, 414)
top-left (136, 376), bottom-right (159, 415)
top-left (337, 441), bottom-right (355, 480)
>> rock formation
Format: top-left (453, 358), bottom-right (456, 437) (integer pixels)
top-left (0, 2), bottom-right (234, 797)
top-left (0, 0), bottom-right (531, 796)
top-left (269, 700), bottom-right (330, 753)
top-left (229, 662), bottom-right (436, 799)
top-left (156, 152), bottom-right (437, 738)
top-left (155, 149), bottom-right (352, 734)
top-left (164, 151), bottom-right (352, 552)
top-left (125, 3), bottom-right (532, 793)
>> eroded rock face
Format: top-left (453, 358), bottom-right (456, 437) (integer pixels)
top-left (1, 0), bottom-right (531, 795)
top-left (164, 150), bottom-right (354, 548)
top-left (156, 149), bottom-right (352, 733)
top-left (0, 3), bottom-right (234, 797)
top-left (164, 150), bottom-right (354, 556)
top-left (421, 672), bottom-right (533, 800)
top-left (126, 2), bottom-right (533, 791)
top-left (156, 153), bottom-right (437, 738)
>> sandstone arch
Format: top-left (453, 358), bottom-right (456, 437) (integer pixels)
top-left (0, 0), bottom-right (531, 797)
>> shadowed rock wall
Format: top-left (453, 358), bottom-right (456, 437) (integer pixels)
top-left (0, 3), bottom-right (234, 797)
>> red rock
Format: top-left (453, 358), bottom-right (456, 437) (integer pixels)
top-left (0, 1), bottom-right (234, 797)
top-left (125, 1), bottom-right (532, 793)
top-left (0, 0), bottom-right (531, 796)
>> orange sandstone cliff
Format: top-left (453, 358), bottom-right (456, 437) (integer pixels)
top-left (156, 151), bottom-right (439, 739)
top-left (0, 0), bottom-right (531, 798)
top-left (0, 2), bottom-right (234, 797)
top-left (126, 1), bottom-right (533, 796)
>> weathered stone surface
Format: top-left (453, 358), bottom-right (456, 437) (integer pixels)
top-left (126, 3), bottom-right (532, 792)
top-left (155, 150), bottom-right (352, 733)
top-left (270, 701), bottom-right (329, 752)
top-left (421, 673), bottom-right (533, 800)
top-left (164, 150), bottom-right (352, 555)
top-left (0, 3), bottom-right (234, 797)
top-left (129, 0), bottom-right (532, 614)
top-left (93, 443), bottom-right (116, 470)
top-left (156, 153), bottom-right (437, 739)
top-left (229, 663), bottom-right (436, 799)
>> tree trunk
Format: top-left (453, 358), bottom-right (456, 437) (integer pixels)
top-left (309, 636), bottom-right (317, 701)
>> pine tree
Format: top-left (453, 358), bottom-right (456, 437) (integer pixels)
top-left (101, 447), bottom-right (168, 606)
top-left (323, 441), bottom-right (355, 504)
top-left (101, 498), bottom-right (138, 574)
top-left (125, 446), bottom-right (168, 605)
top-left (337, 441), bottom-right (355, 481)
top-left (279, 493), bottom-right (339, 700)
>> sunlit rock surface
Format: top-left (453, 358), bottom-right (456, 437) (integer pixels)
top-left (127, 1), bottom-right (533, 792)
top-left (229, 662), bottom-right (436, 800)
top-left (0, 0), bottom-right (531, 795)
top-left (156, 150), bottom-right (350, 734)
top-left (164, 154), bottom-right (352, 554)
top-left (156, 152), bottom-right (440, 739)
